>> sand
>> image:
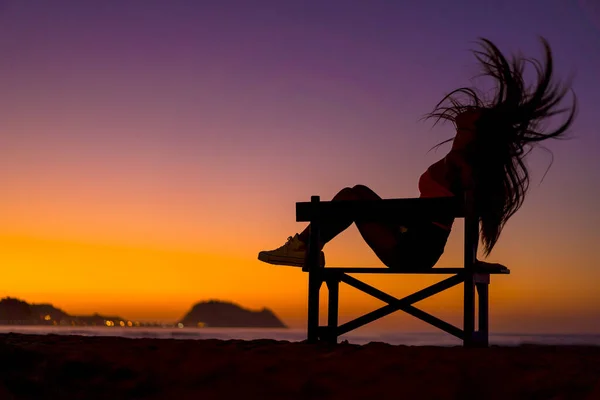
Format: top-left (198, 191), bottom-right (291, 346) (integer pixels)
top-left (0, 333), bottom-right (599, 399)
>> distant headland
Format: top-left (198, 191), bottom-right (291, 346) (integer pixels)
top-left (178, 300), bottom-right (286, 328)
top-left (0, 297), bottom-right (286, 329)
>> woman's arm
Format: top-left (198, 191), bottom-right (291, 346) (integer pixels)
top-left (445, 150), bottom-right (474, 192)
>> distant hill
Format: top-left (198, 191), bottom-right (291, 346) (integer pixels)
top-left (0, 297), bottom-right (126, 326)
top-left (0, 297), bottom-right (287, 328)
top-left (178, 300), bottom-right (287, 328)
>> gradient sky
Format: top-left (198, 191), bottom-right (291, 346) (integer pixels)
top-left (1, 0), bottom-right (599, 333)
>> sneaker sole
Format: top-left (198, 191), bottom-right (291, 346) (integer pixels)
top-left (258, 252), bottom-right (325, 268)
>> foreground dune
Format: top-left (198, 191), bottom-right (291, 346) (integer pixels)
top-left (0, 333), bottom-right (599, 399)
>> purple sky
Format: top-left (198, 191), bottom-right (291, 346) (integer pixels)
top-left (0, 0), bottom-right (599, 330)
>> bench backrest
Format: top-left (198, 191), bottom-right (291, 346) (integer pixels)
top-left (295, 192), bottom-right (479, 269)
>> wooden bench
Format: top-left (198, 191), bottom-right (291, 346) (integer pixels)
top-left (295, 192), bottom-right (510, 347)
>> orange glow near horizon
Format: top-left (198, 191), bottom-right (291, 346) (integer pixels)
top-left (1, 213), bottom-right (599, 333)
top-left (1, 1), bottom-right (599, 335)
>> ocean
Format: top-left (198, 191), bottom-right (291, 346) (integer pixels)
top-left (1, 326), bottom-right (599, 346)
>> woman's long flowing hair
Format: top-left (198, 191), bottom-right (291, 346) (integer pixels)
top-left (427, 38), bottom-right (577, 256)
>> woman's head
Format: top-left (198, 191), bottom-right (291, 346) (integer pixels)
top-left (428, 38), bottom-right (577, 256)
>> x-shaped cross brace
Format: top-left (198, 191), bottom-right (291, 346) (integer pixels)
top-left (315, 271), bottom-right (490, 344)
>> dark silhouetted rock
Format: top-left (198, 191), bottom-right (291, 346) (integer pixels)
top-left (0, 297), bottom-right (287, 328)
top-left (0, 297), bottom-right (34, 321)
top-left (0, 297), bottom-right (126, 326)
top-left (178, 300), bottom-right (287, 328)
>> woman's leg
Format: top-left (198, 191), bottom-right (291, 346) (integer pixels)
top-left (258, 184), bottom-right (400, 267)
top-left (297, 185), bottom-right (399, 263)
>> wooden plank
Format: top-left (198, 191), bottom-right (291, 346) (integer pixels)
top-left (296, 196), bottom-right (464, 222)
top-left (306, 273), bottom-right (321, 343)
top-left (336, 303), bottom-right (464, 340)
top-left (322, 267), bottom-right (509, 274)
top-left (335, 274), bottom-right (465, 336)
top-left (327, 267), bottom-right (466, 274)
top-left (306, 196), bottom-right (323, 343)
top-left (401, 305), bottom-right (464, 340)
top-left (339, 274), bottom-right (398, 304)
top-left (326, 279), bottom-right (339, 345)
top-left (337, 303), bottom-right (400, 336)
top-left (463, 192), bottom-right (478, 347)
top-left (476, 282), bottom-right (489, 346)
top-left (339, 273), bottom-right (465, 307)
top-left (323, 267), bottom-right (510, 275)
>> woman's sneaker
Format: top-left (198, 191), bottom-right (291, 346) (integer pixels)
top-left (258, 234), bottom-right (325, 267)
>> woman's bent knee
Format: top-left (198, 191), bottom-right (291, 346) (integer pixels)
top-left (352, 184), bottom-right (381, 200)
top-left (331, 187), bottom-right (358, 202)
top-left (352, 184), bottom-right (370, 191)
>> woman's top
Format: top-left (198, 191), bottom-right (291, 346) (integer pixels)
top-left (418, 157), bottom-right (458, 231)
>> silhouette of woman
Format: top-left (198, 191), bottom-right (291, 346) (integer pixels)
top-left (258, 38), bottom-right (577, 270)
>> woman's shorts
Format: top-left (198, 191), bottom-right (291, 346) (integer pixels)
top-left (384, 222), bottom-right (450, 270)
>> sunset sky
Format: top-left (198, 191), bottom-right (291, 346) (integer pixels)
top-left (1, 0), bottom-right (599, 333)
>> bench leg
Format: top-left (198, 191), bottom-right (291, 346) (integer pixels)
top-left (326, 278), bottom-right (339, 344)
top-left (476, 279), bottom-right (489, 347)
top-left (307, 270), bottom-right (322, 343)
top-left (464, 272), bottom-right (491, 347)
top-left (306, 202), bottom-right (323, 344)
top-left (463, 275), bottom-right (475, 347)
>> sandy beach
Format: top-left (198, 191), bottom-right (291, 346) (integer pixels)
top-left (0, 333), bottom-right (599, 399)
